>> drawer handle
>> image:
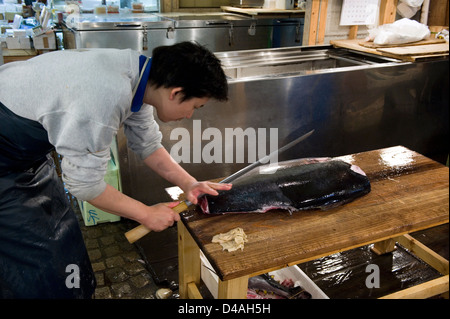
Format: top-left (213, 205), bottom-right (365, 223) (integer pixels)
top-left (114, 24), bottom-right (142, 28)
top-left (205, 21), bottom-right (230, 26)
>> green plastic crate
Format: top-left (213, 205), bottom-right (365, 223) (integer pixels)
top-left (79, 142), bottom-right (122, 226)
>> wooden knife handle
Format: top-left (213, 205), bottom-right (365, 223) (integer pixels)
top-left (124, 201), bottom-right (189, 244)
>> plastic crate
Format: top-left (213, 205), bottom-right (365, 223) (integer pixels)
top-left (79, 143), bottom-right (122, 226)
top-left (200, 251), bottom-right (328, 299)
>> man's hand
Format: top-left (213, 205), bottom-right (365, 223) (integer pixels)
top-left (138, 202), bottom-right (181, 232)
top-left (182, 181), bottom-right (232, 205)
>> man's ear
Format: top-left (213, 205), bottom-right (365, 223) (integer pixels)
top-left (169, 87), bottom-right (184, 101)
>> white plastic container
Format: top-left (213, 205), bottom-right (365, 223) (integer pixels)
top-left (264, 0), bottom-right (276, 9)
top-left (33, 33), bottom-right (56, 50)
top-left (276, 0), bottom-right (294, 9)
top-left (6, 36), bottom-right (31, 49)
top-left (200, 251), bottom-right (328, 299)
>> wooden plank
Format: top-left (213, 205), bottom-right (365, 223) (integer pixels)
top-left (376, 43), bottom-right (449, 56)
top-left (331, 38), bottom-right (449, 61)
top-left (187, 282), bottom-right (203, 299)
top-left (178, 222), bottom-right (201, 299)
top-left (330, 39), bottom-right (384, 56)
top-left (317, 0), bottom-right (328, 44)
top-left (348, 25), bottom-right (358, 39)
top-left (420, 0), bottom-right (430, 25)
top-left (427, 0), bottom-right (449, 26)
top-left (397, 234), bottom-right (449, 275)
top-left (359, 38), bottom-right (446, 48)
top-left (220, 6), bottom-right (305, 18)
top-left (182, 146), bottom-right (449, 281)
top-left (217, 275), bottom-right (249, 299)
top-left (2, 48), bottom-right (37, 64)
top-left (379, 275), bottom-right (449, 299)
top-left (308, 0), bottom-right (321, 45)
top-left (379, 0), bottom-right (398, 25)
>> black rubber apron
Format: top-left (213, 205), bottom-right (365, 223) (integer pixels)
top-left (0, 102), bottom-right (96, 299)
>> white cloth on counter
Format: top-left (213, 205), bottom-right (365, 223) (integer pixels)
top-left (366, 18), bottom-right (430, 45)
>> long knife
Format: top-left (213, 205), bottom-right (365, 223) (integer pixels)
top-left (125, 129), bottom-right (314, 243)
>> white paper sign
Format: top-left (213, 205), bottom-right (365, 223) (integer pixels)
top-left (340, 0), bottom-right (380, 26)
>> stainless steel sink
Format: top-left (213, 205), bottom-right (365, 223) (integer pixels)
top-left (215, 46), bottom-right (402, 80)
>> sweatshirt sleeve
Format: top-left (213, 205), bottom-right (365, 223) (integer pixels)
top-left (39, 111), bottom-right (116, 201)
top-left (123, 104), bottom-right (163, 160)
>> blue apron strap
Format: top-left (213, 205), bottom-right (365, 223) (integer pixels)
top-left (131, 56), bottom-right (152, 112)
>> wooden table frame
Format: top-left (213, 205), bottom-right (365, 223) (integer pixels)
top-left (179, 223), bottom-right (449, 299)
top-left (177, 147), bottom-right (449, 299)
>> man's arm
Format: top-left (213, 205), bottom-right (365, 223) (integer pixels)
top-left (88, 147), bottom-right (231, 232)
top-left (143, 147), bottom-right (232, 204)
top-left (88, 184), bottom-right (180, 232)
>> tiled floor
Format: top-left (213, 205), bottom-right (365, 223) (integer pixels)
top-left (75, 205), bottom-right (161, 299)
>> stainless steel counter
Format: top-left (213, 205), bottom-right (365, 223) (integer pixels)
top-left (62, 12), bottom-right (303, 53)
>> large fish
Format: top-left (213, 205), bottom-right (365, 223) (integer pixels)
top-left (199, 158), bottom-right (371, 214)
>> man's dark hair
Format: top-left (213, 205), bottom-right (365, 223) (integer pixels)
top-left (149, 41), bottom-right (228, 102)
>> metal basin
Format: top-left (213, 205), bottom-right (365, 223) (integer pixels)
top-left (216, 46), bottom-right (402, 80)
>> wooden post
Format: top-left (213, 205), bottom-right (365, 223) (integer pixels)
top-left (308, 0), bottom-right (321, 45)
top-left (317, 0), bottom-right (328, 44)
top-left (161, 0), bottom-right (178, 13)
top-left (178, 222), bottom-right (201, 299)
top-left (348, 25), bottom-right (358, 39)
top-left (308, 0), bottom-right (328, 45)
top-left (379, 0), bottom-right (398, 25)
top-left (371, 238), bottom-right (397, 255)
top-left (420, 0), bottom-right (430, 25)
top-left (379, 275), bottom-right (449, 299)
top-left (218, 275), bottom-right (249, 299)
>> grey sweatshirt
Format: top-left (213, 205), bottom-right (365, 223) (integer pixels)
top-left (0, 49), bottom-right (162, 201)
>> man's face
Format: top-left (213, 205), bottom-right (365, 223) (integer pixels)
top-left (157, 91), bottom-right (209, 123)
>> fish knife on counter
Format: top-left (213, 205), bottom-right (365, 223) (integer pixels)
top-left (125, 129), bottom-right (315, 243)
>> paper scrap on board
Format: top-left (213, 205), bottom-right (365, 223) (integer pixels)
top-left (212, 227), bottom-right (248, 252)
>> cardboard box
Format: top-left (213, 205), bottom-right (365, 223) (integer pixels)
top-left (5, 37), bottom-right (20, 49)
top-left (6, 36), bottom-right (31, 49)
top-left (33, 33), bottom-right (56, 50)
top-left (200, 251), bottom-right (329, 299)
top-left (19, 36), bottom-right (31, 49)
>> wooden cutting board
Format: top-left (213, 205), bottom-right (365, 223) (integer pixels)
top-left (179, 146), bottom-right (449, 281)
top-left (377, 43), bottom-right (449, 56)
top-left (330, 39), bottom-right (449, 62)
top-left (221, 5), bottom-right (305, 18)
top-left (359, 37), bottom-right (446, 48)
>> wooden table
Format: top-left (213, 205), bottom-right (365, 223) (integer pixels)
top-left (177, 146), bottom-right (449, 299)
top-left (1, 48), bottom-right (38, 64)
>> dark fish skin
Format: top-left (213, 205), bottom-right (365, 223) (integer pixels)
top-left (199, 158), bottom-right (371, 214)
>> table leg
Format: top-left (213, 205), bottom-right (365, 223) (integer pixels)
top-left (371, 238), bottom-right (397, 255)
top-left (178, 222), bottom-right (201, 299)
top-left (218, 275), bottom-right (249, 299)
